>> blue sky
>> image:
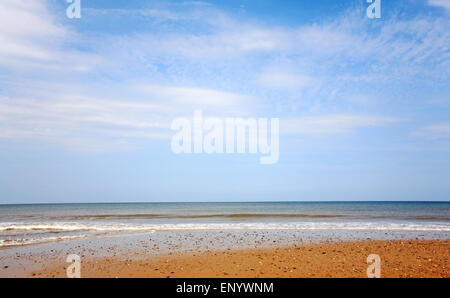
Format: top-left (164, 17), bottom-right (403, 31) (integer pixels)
top-left (0, 0), bottom-right (449, 203)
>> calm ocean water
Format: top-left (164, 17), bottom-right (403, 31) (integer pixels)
top-left (0, 202), bottom-right (449, 247)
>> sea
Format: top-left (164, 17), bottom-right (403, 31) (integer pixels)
top-left (0, 201), bottom-right (449, 248)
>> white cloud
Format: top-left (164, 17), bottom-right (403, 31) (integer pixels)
top-left (0, 0), bottom-right (64, 61)
top-left (95, 4), bottom-right (450, 108)
top-left (428, 95), bottom-right (450, 104)
top-left (0, 0), bottom-right (65, 39)
top-left (346, 94), bottom-right (374, 105)
top-left (0, 93), bottom-right (171, 143)
top-left (412, 123), bottom-right (450, 139)
top-left (427, 0), bottom-right (450, 10)
top-left (0, 0), bottom-right (102, 72)
top-left (0, 80), bottom-right (254, 151)
top-left (282, 115), bottom-right (403, 135)
top-left (257, 73), bottom-right (318, 90)
top-left (0, 1), bottom-right (448, 152)
top-left (0, 0), bottom-right (62, 61)
top-left (112, 27), bottom-right (290, 62)
top-left (135, 84), bottom-right (251, 106)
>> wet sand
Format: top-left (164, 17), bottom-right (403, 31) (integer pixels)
top-left (29, 240), bottom-right (449, 278)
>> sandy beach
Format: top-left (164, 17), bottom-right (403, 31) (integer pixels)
top-left (1, 202), bottom-right (449, 278)
top-left (25, 240), bottom-right (449, 278)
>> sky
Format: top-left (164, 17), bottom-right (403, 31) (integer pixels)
top-left (0, 0), bottom-right (449, 203)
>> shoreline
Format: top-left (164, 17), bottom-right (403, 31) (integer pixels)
top-left (25, 239), bottom-right (450, 278)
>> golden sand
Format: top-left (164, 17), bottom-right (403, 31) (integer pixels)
top-left (31, 240), bottom-right (449, 278)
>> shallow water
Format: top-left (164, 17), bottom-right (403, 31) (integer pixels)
top-left (0, 202), bottom-right (449, 248)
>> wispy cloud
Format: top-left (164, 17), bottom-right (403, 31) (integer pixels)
top-left (428, 95), bottom-right (450, 105)
top-left (0, 0), bottom-right (63, 62)
top-left (427, 0), bottom-right (450, 10)
top-left (135, 84), bottom-right (252, 107)
top-left (0, 0), bottom-right (448, 152)
top-left (282, 115), bottom-right (404, 135)
top-left (412, 123), bottom-right (450, 139)
top-left (0, 80), bottom-right (254, 151)
top-left (0, 0), bottom-right (102, 72)
top-left (0, 93), bottom-right (170, 142)
top-left (257, 73), bottom-right (318, 90)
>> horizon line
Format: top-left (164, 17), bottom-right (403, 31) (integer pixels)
top-left (1, 200), bottom-right (450, 206)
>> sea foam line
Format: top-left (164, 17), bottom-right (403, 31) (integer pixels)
top-left (1, 222), bottom-right (450, 232)
top-left (0, 235), bottom-right (89, 247)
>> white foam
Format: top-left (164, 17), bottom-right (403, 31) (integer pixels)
top-left (1, 222), bottom-right (449, 247)
top-left (0, 222), bottom-right (449, 233)
top-left (0, 234), bottom-right (88, 247)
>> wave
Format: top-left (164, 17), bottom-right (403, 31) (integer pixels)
top-left (0, 213), bottom-right (350, 220)
top-left (0, 224), bottom-right (157, 232)
top-left (1, 222), bottom-right (449, 233)
top-left (1, 222), bottom-right (449, 248)
top-left (2, 213), bottom-right (450, 221)
top-left (0, 234), bottom-right (89, 248)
